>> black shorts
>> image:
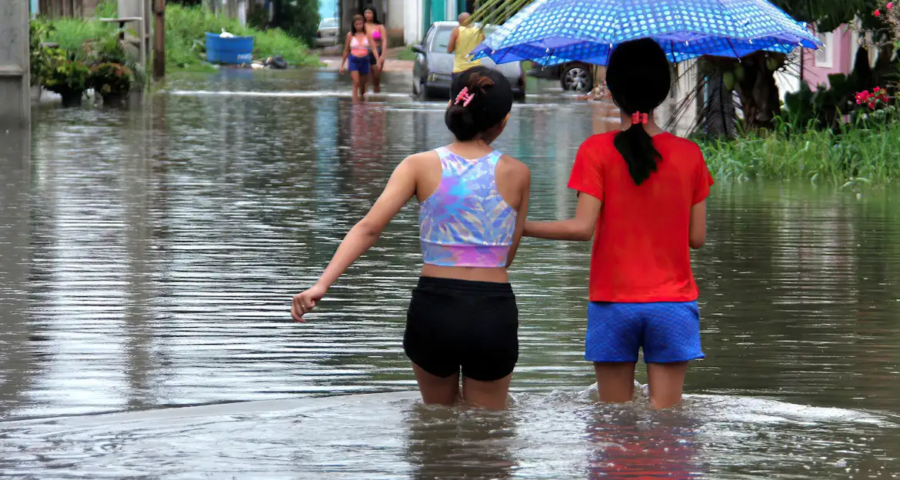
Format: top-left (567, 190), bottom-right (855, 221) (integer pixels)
top-left (368, 46), bottom-right (383, 65)
top-left (403, 277), bottom-right (519, 382)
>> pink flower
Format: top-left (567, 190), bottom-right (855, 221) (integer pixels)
top-left (874, 87), bottom-right (882, 92)
top-left (874, 9), bottom-right (881, 16)
top-left (888, 2), bottom-right (894, 10)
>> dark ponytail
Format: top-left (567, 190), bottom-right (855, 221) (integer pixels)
top-left (606, 39), bottom-right (672, 186)
top-left (445, 66), bottom-right (513, 141)
top-left (613, 123), bottom-right (662, 185)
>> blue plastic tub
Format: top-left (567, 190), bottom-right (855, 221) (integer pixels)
top-left (205, 33), bottom-right (254, 64)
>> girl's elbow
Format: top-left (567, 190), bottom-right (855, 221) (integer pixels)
top-left (574, 225), bottom-right (594, 241)
top-left (355, 220), bottom-right (382, 240)
top-left (689, 236), bottom-right (706, 249)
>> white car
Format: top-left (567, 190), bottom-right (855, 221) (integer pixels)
top-left (315, 17), bottom-right (339, 48)
top-left (411, 21), bottom-right (525, 100)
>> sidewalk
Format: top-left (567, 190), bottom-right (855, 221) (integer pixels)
top-left (316, 46), bottom-right (414, 72)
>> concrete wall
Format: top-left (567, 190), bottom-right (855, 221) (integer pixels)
top-left (385, 0), bottom-right (403, 31)
top-left (0, 1), bottom-right (30, 129)
top-left (404, 1), bottom-right (424, 45)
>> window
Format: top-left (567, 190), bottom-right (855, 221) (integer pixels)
top-left (815, 32), bottom-right (834, 68)
top-left (431, 26), bottom-right (453, 52)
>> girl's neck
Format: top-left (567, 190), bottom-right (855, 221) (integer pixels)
top-left (449, 139), bottom-right (493, 159)
top-left (619, 111), bottom-right (665, 136)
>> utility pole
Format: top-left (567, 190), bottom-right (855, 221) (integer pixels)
top-left (153, 0), bottom-right (166, 81)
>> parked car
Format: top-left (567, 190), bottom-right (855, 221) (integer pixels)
top-left (527, 62), bottom-right (594, 93)
top-left (411, 21), bottom-right (525, 100)
top-left (315, 17), bottom-right (339, 48)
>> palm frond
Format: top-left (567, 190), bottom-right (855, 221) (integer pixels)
top-left (468, 0), bottom-right (536, 26)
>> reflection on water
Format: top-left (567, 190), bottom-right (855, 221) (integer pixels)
top-left (0, 390), bottom-right (894, 478)
top-left (1, 69), bottom-right (900, 477)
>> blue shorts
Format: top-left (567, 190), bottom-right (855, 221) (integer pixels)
top-left (348, 55), bottom-right (370, 75)
top-left (586, 302), bottom-right (704, 364)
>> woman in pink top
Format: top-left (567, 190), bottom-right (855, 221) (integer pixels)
top-left (364, 7), bottom-right (387, 93)
top-left (340, 15), bottom-right (379, 101)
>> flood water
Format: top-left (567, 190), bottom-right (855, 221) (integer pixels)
top-left (1, 69), bottom-right (899, 478)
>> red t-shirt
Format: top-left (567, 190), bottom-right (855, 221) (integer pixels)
top-left (568, 131), bottom-right (714, 303)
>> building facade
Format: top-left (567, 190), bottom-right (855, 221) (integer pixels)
top-left (338, 0), bottom-right (475, 46)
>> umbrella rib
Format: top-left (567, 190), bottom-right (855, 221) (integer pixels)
top-left (726, 37), bottom-right (741, 60)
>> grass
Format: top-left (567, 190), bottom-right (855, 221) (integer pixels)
top-left (45, 18), bottom-right (115, 60)
top-left (165, 5), bottom-right (318, 70)
top-left (396, 46), bottom-right (418, 61)
top-left (40, 2), bottom-right (317, 72)
top-left (699, 121), bottom-right (900, 186)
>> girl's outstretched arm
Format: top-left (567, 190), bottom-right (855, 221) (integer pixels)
top-left (523, 192), bottom-right (602, 241)
top-left (292, 158), bottom-right (417, 321)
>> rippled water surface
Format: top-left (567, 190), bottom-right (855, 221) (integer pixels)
top-left (1, 70), bottom-right (899, 478)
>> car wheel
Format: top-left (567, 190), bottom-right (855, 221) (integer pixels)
top-left (561, 63), bottom-right (593, 93)
top-left (420, 80), bottom-right (433, 100)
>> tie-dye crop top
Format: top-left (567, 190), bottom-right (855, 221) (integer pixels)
top-left (419, 147), bottom-right (517, 268)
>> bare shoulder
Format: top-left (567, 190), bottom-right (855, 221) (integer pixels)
top-left (404, 150), bottom-right (439, 165)
top-left (398, 150), bottom-right (440, 173)
top-left (497, 154), bottom-right (531, 186)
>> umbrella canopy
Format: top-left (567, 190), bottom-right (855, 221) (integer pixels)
top-left (471, 0), bottom-right (822, 66)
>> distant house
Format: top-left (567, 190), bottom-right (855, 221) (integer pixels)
top-left (404, 0), bottom-right (475, 45)
top-left (337, 0), bottom-right (475, 46)
top-left (776, 22), bottom-right (880, 96)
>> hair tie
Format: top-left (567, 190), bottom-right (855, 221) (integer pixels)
top-left (631, 112), bottom-right (649, 125)
top-left (455, 87), bottom-right (475, 107)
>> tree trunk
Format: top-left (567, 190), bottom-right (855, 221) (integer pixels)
top-left (704, 71), bottom-right (737, 139)
top-left (734, 52), bottom-right (780, 132)
top-left (153, 0), bottom-right (165, 81)
top-left (873, 45), bottom-right (897, 89)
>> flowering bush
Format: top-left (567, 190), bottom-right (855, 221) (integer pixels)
top-left (42, 57), bottom-right (92, 95)
top-left (91, 62), bottom-right (133, 97)
top-left (855, 87), bottom-right (892, 110)
top-left (873, 1), bottom-right (900, 49)
top-left (853, 86), bottom-right (897, 126)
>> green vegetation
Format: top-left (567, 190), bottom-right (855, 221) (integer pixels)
top-left (33, 2), bottom-right (317, 74)
top-left (165, 4), bottom-right (318, 70)
top-left (397, 46), bottom-right (418, 61)
top-left (44, 17), bottom-right (115, 59)
top-left (700, 121), bottom-right (900, 185)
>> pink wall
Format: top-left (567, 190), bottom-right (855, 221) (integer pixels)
top-left (803, 25), bottom-right (853, 91)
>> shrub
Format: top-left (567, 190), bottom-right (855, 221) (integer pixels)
top-left (92, 62), bottom-right (133, 96)
top-left (165, 4), bottom-right (317, 70)
top-left (42, 56), bottom-right (92, 97)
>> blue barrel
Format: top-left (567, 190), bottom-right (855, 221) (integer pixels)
top-left (205, 33), bottom-right (254, 64)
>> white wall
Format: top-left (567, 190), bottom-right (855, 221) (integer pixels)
top-left (386, 0), bottom-right (405, 32)
top-left (404, 1), bottom-right (424, 45)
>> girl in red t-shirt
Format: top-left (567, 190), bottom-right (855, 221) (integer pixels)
top-left (524, 39), bottom-right (714, 409)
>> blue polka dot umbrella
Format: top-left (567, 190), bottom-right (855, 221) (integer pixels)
top-left (471, 0), bottom-right (822, 66)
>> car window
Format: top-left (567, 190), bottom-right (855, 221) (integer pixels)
top-left (319, 18), bottom-right (337, 29)
top-left (431, 27), bottom-right (453, 53)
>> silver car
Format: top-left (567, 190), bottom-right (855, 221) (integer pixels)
top-left (411, 21), bottom-right (525, 100)
top-left (315, 17), bottom-right (339, 48)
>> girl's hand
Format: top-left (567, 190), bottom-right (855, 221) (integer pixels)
top-left (339, 66), bottom-right (346, 75)
top-left (292, 284), bottom-right (328, 322)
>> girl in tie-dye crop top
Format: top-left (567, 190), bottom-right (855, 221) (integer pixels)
top-left (292, 67), bottom-right (530, 409)
top-left (419, 147), bottom-right (517, 267)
